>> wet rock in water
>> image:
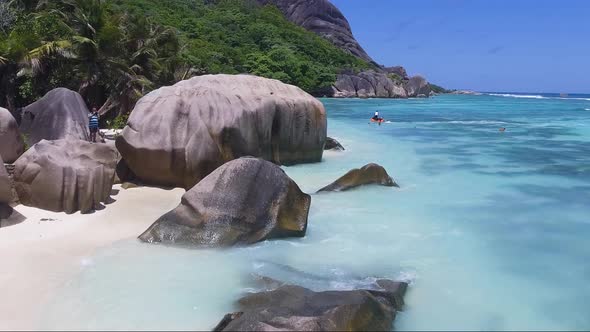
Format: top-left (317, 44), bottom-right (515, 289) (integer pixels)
top-left (0, 107), bottom-right (25, 163)
top-left (13, 139), bottom-right (118, 214)
top-left (19, 88), bottom-right (90, 147)
top-left (324, 137), bottom-right (345, 151)
top-left (214, 279), bottom-right (408, 331)
top-left (318, 163), bottom-right (398, 192)
top-left (139, 157), bottom-right (310, 247)
top-left (116, 74), bottom-right (327, 189)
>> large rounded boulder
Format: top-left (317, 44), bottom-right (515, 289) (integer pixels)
top-left (116, 74), bottom-right (327, 189)
top-left (20, 88), bottom-right (90, 147)
top-left (13, 139), bottom-right (118, 214)
top-left (139, 157), bottom-right (311, 247)
top-left (0, 107), bottom-right (25, 163)
top-left (318, 163), bottom-right (399, 192)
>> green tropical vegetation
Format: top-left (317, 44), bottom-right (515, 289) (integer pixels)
top-left (428, 83), bottom-right (451, 94)
top-left (0, 0), bottom-right (370, 123)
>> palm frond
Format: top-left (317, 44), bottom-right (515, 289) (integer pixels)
top-left (23, 40), bottom-right (73, 74)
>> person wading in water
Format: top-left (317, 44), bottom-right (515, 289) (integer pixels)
top-left (88, 108), bottom-right (99, 143)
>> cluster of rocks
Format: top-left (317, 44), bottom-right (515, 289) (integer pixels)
top-left (333, 68), bottom-right (432, 99)
top-left (0, 74), bottom-right (406, 331)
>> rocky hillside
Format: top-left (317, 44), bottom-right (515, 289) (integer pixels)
top-left (260, 0), bottom-right (435, 98)
top-left (256, 0), bottom-right (375, 64)
top-left (1, 0), bottom-right (436, 117)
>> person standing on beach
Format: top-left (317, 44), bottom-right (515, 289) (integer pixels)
top-left (88, 108), bottom-right (99, 143)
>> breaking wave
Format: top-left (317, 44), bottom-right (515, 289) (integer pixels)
top-left (488, 93), bottom-right (590, 101)
top-left (488, 93), bottom-right (546, 99)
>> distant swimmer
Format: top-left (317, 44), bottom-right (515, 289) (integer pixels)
top-left (499, 127), bottom-right (506, 132)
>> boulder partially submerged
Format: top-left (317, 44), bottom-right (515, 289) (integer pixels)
top-left (0, 107), bottom-right (25, 163)
top-left (324, 137), bottom-right (345, 151)
top-left (214, 279), bottom-right (408, 331)
top-left (318, 163), bottom-right (398, 192)
top-left (116, 74), bottom-right (327, 189)
top-left (13, 139), bottom-right (118, 214)
top-left (139, 157), bottom-right (310, 247)
top-left (19, 88), bottom-right (90, 147)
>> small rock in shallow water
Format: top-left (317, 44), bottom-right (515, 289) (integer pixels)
top-left (318, 163), bottom-right (399, 193)
top-left (214, 279), bottom-right (408, 331)
top-left (324, 137), bottom-right (345, 151)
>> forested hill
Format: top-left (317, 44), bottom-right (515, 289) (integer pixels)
top-left (111, 0), bottom-right (370, 89)
top-left (0, 0), bottom-right (370, 120)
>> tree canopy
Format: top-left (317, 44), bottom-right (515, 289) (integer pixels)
top-left (0, 0), bottom-right (370, 123)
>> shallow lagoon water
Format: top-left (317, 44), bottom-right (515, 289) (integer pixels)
top-left (42, 94), bottom-right (590, 330)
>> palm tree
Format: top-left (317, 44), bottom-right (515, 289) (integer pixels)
top-left (2, 0), bottom-right (194, 119)
top-left (0, 1), bottom-right (72, 113)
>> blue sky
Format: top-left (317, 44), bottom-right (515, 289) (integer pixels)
top-left (331, 0), bottom-right (590, 93)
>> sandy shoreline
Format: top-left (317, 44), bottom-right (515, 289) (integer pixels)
top-left (0, 185), bottom-right (184, 330)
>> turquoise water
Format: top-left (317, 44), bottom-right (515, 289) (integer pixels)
top-left (42, 94), bottom-right (590, 330)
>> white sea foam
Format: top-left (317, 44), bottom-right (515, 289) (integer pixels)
top-left (80, 258), bottom-right (94, 267)
top-left (488, 93), bottom-right (590, 101)
top-left (488, 93), bottom-right (546, 99)
top-left (397, 270), bottom-right (418, 284)
top-left (447, 120), bottom-right (508, 125)
top-left (585, 108), bottom-right (590, 111)
top-left (417, 120), bottom-right (509, 125)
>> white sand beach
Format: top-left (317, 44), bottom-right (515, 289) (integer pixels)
top-left (0, 185), bottom-right (184, 330)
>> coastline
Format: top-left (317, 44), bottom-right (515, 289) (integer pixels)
top-left (0, 185), bottom-right (184, 330)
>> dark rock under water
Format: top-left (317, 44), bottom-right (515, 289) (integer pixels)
top-left (213, 277), bottom-right (408, 331)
